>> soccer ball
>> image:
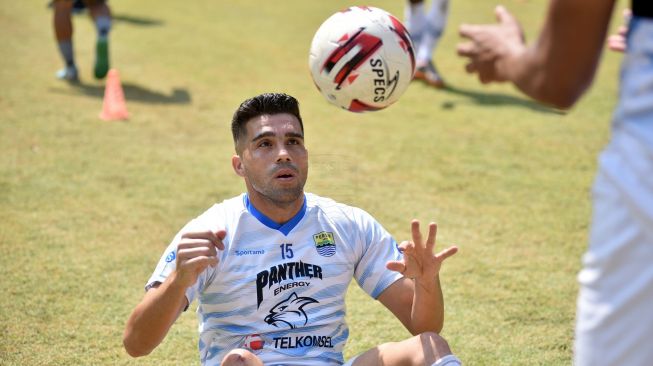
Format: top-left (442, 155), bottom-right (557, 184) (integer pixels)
top-left (308, 6), bottom-right (415, 112)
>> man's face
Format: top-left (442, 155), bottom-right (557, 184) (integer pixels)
top-left (233, 113), bottom-right (308, 206)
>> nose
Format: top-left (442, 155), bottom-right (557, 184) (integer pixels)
top-left (276, 146), bottom-right (291, 162)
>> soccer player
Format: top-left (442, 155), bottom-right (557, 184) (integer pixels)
top-left (123, 93), bottom-right (461, 366)
top-left (404, 0), bottom-right (449, 88)
top-left (52, 0), bottom-right (111, 81)
top-left (457, 1), bottom-right (653, 364)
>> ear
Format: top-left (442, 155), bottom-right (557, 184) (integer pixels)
top-left (232, 154), bottom-right (245, 177)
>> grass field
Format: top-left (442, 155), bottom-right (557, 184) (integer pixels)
top-left (0, 0), bottom-right (627, 364)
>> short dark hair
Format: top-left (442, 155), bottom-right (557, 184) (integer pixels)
top-left (231, 93), bottom-right (304, 151)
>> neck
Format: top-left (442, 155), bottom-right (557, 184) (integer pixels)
top-left (246, 191), bottom-right (305, 224)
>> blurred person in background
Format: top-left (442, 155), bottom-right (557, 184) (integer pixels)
top-left (51, 0), bottom-right (111, 81)
top-left (404, 0), bottom-right (449, 88)
top-left (457, 1), bottom-right (653, 364)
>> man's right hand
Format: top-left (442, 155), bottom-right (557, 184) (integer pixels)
top-left (124, 229), bottom-right (226, 358)
top-left (174, 229), bottom-right (226, 288)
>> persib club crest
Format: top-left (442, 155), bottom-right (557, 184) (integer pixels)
top-left (313, 231), bottom-right (336, 257)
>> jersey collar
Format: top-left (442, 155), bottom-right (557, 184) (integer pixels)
top-left (243, 194), bottom-right (307, 236)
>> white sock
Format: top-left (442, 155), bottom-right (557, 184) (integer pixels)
top-left (432, 354), bottom-right (462, 366)
top-left (405, 1), bottom-right (426, 48)
top-left (417, 0), bottom-right (449, 63)
top-left (57, 40), bottom-right (75, 67)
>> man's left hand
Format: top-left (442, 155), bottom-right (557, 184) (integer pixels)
top-left (387, 220), bottom-right (458, 282)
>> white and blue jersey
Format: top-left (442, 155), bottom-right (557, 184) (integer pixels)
top-left (147, 193), bottom-right (403, 366)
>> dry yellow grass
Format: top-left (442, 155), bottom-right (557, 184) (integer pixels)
top-left (0, 0), bottom-right (625, 364)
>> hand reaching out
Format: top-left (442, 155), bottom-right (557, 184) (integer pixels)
top-left (457, 5), bottom-right (526, 84)
top-left (387, 220), bottom-right (458, 283)
top-left (174, 229), bottom-right (226, 288)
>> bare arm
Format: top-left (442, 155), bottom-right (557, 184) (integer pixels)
top-left (123, 230), bottom-right (225, 357)
top-left (379, 221), bottom-right (457, 334)
top-left (123, 276), bottom-right (189, 357)
top-left (458, 0), bottom-right (616, 109)
top-left (378, 274), bottom-right (448, 334)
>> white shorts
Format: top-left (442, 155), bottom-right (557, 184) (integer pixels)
top-left (574, 16), bottom-right (653, 366)
top-left (342, 354), bottom-right (461, 366)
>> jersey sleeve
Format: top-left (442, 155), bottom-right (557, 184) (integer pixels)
top-left (145, 205), bottom-right (225, 308)
top-left (351, 208), bottom-right (403, 299)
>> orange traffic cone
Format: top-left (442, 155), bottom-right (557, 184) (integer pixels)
top-left (99, 69), bottom-right (129, 121)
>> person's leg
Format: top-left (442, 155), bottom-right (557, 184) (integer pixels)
top-left (351, 332), bottom-right (461, 366)
top-left (87, 0), bottom-right (111, 79)
top-left (220, 349), bottom-right (264, 366)
top-left (414, 0), bottom-right (449, 88)
top-left (574, 18), bottom-right (653, 366)
top-left (53, 0), bottom-right (78, 81)
top-left (404, 0), bottom-right (426, 51)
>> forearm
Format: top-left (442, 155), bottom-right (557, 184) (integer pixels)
top-left (123, 273), bottom-right (188, 357)
top-left (410, 275), bottom-right (445, 334)
top-left (503, 0), bottom-right (616, 109)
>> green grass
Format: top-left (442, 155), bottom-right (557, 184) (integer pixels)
top-left (0, 0), bottom-right (626, 364)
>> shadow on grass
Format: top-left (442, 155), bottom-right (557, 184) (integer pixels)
top-left (112, 13), bottom-right (164, 27)
top-left (50, 81), bottom-right (191, 105)
top-left (438, 84), bottom-right (565, 115)
top-left (48, 2), bottom-right (165, 26)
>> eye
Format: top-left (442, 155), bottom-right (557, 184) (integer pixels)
top-left (287, 138), bottom-right (302, 146)
top-left (258, 140), bottom-right (272, 148)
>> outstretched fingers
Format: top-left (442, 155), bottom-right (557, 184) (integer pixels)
top-left (396, 240), bottom-right (415, 254)
top-left (495, 5), bottom-right (517, 27)
top-left (456, 42), bottom-right (476, 58)
top-left (458, 23), bottom-right (484, 40)
top-left (425, 222), bottom-right (437, 252)
top-left (386, 260), bottom-right (407, 274)
top-left (410, 220), bottom-right (438, 252)
top-left (387, 240), bottom-right (413, 274)
top-left (436, 246), bottom-right (458, 263)
top-left (411, 220), bottom-right (423, 248)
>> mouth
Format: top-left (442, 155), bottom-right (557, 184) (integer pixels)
top-left (273, 168), bottom-right (298, 181)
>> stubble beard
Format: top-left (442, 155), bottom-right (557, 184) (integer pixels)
top-left (244, 160), bottom-right (308, 208)
top-left (252, 180), bottom-right (305, 208)
top-left (249, 165), bottom-right (307, 208)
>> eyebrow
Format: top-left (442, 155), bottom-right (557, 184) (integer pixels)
top-left (251, 131), bottom-right (304, 143)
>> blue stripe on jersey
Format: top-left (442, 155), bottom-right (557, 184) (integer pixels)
top-left (200, 305), bottom-right (257, 320)
top-left (203, 345), bottom-right (222, 364)
top-left (330, 326), bottom-right (349, 350)
top-left (309, 283), bottom-right (349, 306)
top-left (244, 194), bottom-right (307, 235)
top-left (311, 309), bottom-right (346, 325)
top-left (200, 291), bottom-right (249, 305)
top-left (211, 323), bottom-right (259, 334)
top-left (358, 262), bottom-right (375, 289)
top-left (371, 275), bottom-right (397, 299)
